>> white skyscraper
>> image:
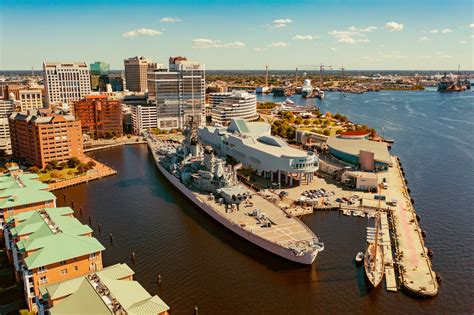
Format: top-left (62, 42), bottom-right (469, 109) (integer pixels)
top-left (43, 62), bottom-right (91, 106)
top-left (147, 56), bottom-right (205, 130)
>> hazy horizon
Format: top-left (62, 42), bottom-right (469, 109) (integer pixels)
top-left (1, 0), bottom-right (473, 71)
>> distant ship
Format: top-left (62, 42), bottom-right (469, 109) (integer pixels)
top-left (301, 79), bottom-right (314, 98)
top-left (438, 71), bottom-right (466, 92)
top-left (301, 80), bottom-right (325, 99)
top-left (145, 119), bottom-right (324, 264)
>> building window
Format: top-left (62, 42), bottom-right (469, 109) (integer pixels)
top-left (60, 269), bottom-right (68, 275)
top-left (89, 252), bottom-right (97, 260)
top-left (39, 276), bottom-right (48, 284)
top-left (89, 263), bottom-right (96, 271)
top-left (74, 266), bottom-right (78, 271)
top-left (38, 266), bottom-right (47, 274)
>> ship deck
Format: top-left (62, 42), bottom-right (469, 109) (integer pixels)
top-left (193, 190), bottom-right (317, 248)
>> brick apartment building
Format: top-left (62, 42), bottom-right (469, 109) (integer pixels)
top-left (73, 95), bottom-right (123, 138)
top-left (9, 109), bottom-right (84, 168)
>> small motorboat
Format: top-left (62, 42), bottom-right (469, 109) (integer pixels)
top-left (355, 251), bottom-right (364, 264)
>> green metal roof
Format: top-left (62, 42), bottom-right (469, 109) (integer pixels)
top-left (39, 263), bottom-right (134, 301)
top-left (49, 280), bottom-right (112, 315)
top-left (49, 266), bottom-right (169, 315)
top-left (18, 233), bottom-right (105, 269)
top-left (11, 207), bottom-right (91, 239)
top-left (0, 172), bottom-right (47, 191)
top-left (0, 188), bottom-right (55, 208)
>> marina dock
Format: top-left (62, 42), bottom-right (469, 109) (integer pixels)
top-left (380, 213), bottom-right (397, 292)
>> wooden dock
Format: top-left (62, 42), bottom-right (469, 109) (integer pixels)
top-left (380, 212), bottom-right (397, 292)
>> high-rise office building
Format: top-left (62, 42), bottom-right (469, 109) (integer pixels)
top-left (73, 95), bottom-right (123, 138)
top-left (90, 61), bottom-right (110, 91)
top-left (43, 62), bottom-right (91, 106)
top-left (124, 57), bottom-right (158, 92)
top-left (147, 56), bottom-right (205, 130)
top-left (9, 109), bottom-right (84, 168)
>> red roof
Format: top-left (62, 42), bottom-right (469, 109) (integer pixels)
top-left (340, 130), bottom-right (370, 136)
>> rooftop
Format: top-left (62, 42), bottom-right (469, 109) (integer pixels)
top-left (340, 130), bottom-right (371, 136)
top-left (327, 137), bottom-right (392, 165)
top-left (39, 263), bottom-right (134, 301)
top-left (10, 207), bottom-right (92, 239)
top-left (17, 232), bottom-right (104, 269)
top-left (49, 267), bottom-right (169, 315)
top-left (0, 188), bottom-right (55, 209)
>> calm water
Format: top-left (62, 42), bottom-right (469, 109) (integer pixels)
top-left (55, 90), bottom-right (473, 314)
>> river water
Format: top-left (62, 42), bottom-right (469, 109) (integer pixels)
top-left (54, 90), bottom-right (473, 314)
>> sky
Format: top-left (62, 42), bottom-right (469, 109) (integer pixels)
top-left (0, 0), bottom-right (473, 70)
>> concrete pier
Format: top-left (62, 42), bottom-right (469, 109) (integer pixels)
top-left (387, 156), bottom-right (438, 297)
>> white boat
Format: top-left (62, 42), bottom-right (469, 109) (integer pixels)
top-left (284, 98), bottom-right (295, 105)
top-left (355, 251), bottom-right (364, 264)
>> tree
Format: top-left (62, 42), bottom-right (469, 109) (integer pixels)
top-left (68, 157), bottom-right (81, 168)
top-left (59, 162), bottom-right (68, 170)
top-left (28, 166), bottom-right (40, 173)
top-left (49, 160), bottom-right (59, 168)
top-left (45, 164), bottom-right (54, 171)
top-left (50, 170), bottom-right (61, 179)
top-left (77, 165), bottom-right (89, 174)
top-left (294, 116), bottom-right (303, 125)
top-left (323, 129), bottom-right (331, 136)
top-left (303, 119), bottom-right (310, 126)
top-left (87, 160), bottom-right (96, 169)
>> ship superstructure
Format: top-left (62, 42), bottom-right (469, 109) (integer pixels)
top-left (146, 120), bottom-right (324, 264)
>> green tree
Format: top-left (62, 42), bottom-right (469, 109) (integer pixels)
top-left (68, 157), bottom-right (81, 168)
top-left (28, 166), bottom-right (40, 173)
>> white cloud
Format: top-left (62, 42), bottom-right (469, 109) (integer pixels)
top-left (384, 22), bottom-right (404, 31)
top-left (429, 29), bottom-right (439, 34)
top-left (420, 55), bottom-right (432, 59)
top-left (254, 47), bottom-right (268, 51)
top-left (192, 38), bottom-right (245, 48)
top-left (272, 18), bottom-right (292, 28)
top-left (330, 47), bottom-right (337, 51)
top-left (269, 41), bottom-right (289, 47)
top-left (122, 28), bottom-right (162, 38)
top-left (292, 34), bottom-right (318, 40)
top-left (435, 52), bottom-right (452, 59)
top-left (329, 30), bottom-right (369, 44)
top-left (160, 17), bottom-right (181, 23)
top-left (418, 36), bottom-right (430, 41)
top-left (348, 26), bottom-right (377, 32)
top-left (441, 28), bottom-right (452, 33)
top-left (328, 26), bottom-right (375, 44)
top-left (470, 23), bottom-right (474, 28)
top-left (459, 40), bottom-right (467, 44)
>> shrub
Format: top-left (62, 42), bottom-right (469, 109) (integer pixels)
top-left (87, 160), bottom-right (96, 168)
top-left (28, 166), bottom-right (39, 173)
top-left (68, 157), bottom-right (81, 168)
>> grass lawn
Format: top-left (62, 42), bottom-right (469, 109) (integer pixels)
top-left (38, 167), bottom-right (81, 182)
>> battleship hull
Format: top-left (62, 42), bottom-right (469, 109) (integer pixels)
top-left (148, 145), bottom-right (321, 265)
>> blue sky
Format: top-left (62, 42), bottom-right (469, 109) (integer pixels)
top-left (1, 0), bottom-right (473, 70)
